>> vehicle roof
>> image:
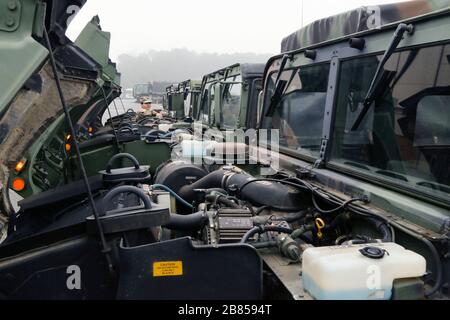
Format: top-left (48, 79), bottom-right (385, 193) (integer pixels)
top-left (241, 63), bottom-right (266, 79)
top-left (203, 63), bottom-right (266, 82)
top-left (281, 0), bottom-right (450, 52)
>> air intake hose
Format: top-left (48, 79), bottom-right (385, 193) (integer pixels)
top-left (164, 212), bottom-right (208, 231)
top-left (178, 169), bottom-right (304, 212)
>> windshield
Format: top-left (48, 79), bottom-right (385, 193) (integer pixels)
top-left (198, 82), bottom-right (218, 124)
top-left (262, 64), bottom-right (330, 157)
top-left (222, 75), bottom-right (242, 129)
top-left (331, 43), bottom-right (450, 200)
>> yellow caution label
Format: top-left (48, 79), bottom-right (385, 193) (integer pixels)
top-left (153, 261), bottom-right (183, 277)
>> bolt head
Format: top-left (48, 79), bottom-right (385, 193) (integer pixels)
top-left (5, 18), bottom-right (15, 27)
top-left (8, 1), bottom-right (17, 11)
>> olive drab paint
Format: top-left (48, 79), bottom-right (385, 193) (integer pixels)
top-left (281, 0), bottom-right (450, 52)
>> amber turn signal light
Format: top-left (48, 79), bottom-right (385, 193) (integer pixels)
top-left (12, 178), bottom-right (26, 192)
top-left (15, 159), bottom-right (27, 173)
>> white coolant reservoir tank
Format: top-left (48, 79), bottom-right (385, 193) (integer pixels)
top-left (302, 243), bottom-right (426, 300)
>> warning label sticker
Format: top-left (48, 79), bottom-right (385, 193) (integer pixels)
top-left (153, 261), bottom-right (183, 277)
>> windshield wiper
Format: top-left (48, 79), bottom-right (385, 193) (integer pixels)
top-left (351, 23), bottom-right (414, 131)
top-left (265, 54), bottom-right (293, 117)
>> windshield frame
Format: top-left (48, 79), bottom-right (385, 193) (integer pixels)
top-left (259, 13), bottom-right (450, 208)
top-left (261, 61), bottom-right (332, 163)
top-left (196, 64), bottom-right (243, 128)
top-left (328, 42), bottom-right (450, 206)
top-left (220, 76), bottom-right (244, 130)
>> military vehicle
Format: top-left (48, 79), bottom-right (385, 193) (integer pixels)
top-left (163, 84), bottom-right (175, 111)
top-left (133, 83), bottom-right (152, 102)
top-left (148, 67), bottom-right (262, 142)
top-left (159, 80), bottom-right (201, 126)
top-left (179, 80), bottom-right (202, 119)
top-left (253, 0), bottom-right (450, 299)
top-left (0, 3), bottom-right (171, 203)
top-left (196, 63), bottom-right (265, 131)
top-left (169, 64), bottom-right (265, 171)
top-left (0, 0), bottom-right (449, 301)
top-left (172, 80), bottom-right (202, 120)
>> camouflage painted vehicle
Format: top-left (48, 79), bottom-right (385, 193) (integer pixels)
top-left (281, 0), bottom-right (449, 52)
top-left (255, 1), bottom-right (450, 299)
top-left (0, 3), bottom-right (171, 204)
top-left (0, 0), bottom-right (449, 302)
top-left (133, 83), bottom-right (152, 103)
top-left (157, 80), bottom-right (202, 132)
top-left (0, 1), bottom-right (261, 300)
top-left (196, 63), bottom-right (265, 131)
top-left (163, 84), bottom-right (176, 111)
top-left (176, 79), bottom-right (202, 120)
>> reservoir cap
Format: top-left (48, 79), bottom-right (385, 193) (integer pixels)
top-left (359, 246), bottom-right (388, 259)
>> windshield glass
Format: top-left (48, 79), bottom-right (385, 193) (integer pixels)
top-left (198, 82), bottom-right (218, 124)
top-left (184, 90), bottom-right (192, 117)
top-left (262, 64), bottom-right (330, 157)
top-left (331, 43), bottom-right (450, 200)
top-left (222, 75), bottom-right (242, 129)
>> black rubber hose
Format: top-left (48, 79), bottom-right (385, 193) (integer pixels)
top-left (378, 224), bottom-right (393, 242)
top-left (178, 170), bottom-right (228, 201)
top-left (255, 206), bottom-right (269, 215)
top-left (204, 188), bottom-right (227, 195)
top-left (241, 226), bottom-right (293, 244)
top-left (312, 194), bottom-right (365, 214)
top-left (248, 241), bottom-right (278, 249)
top-left (102, 185), bottom-right (152, 215)
top-left (163, 212), bottom-right (208, 231)
top-left (323, 213), bottom-right (349, 232)
top-left (228, 174), bottom-right (304, 211)
top-left (291, 225), bottom-right (315, 240)
top-left (205, 194), bottom-right (241, 209)
top-left (119, 123), bottom-right (133, 130)
top-left (179, 170), bottom-right (304, 212)
top-left (391, 222), bottom-right (443, 297)
top-left (217, 197), bottom-right (240, 209)
top-left (368, 218), bottom-right (393, 242)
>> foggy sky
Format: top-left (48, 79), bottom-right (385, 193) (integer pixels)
top-left (118, 49), bottom-right (272, 88)
top-left (67, 0), bottom-right (408, 60)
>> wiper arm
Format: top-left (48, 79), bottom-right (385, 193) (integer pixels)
top-left (266, 80), bottom-right (288, 117)
top-left (265, 54), bottom-right (293, 117)
top-left (351, 23), bottom-right (414, 131)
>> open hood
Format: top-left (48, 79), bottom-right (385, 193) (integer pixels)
top-left (0, 1), bottom-right (119, 220)
top-left (74, 15), bottom-right (121, 88)
top-left (0, 0), bottom-right (87, 117)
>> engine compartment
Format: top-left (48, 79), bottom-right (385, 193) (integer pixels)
top-left (0, 0), bottom-right (448, 302)
top-left (0, 130), bottom-right (447, 300)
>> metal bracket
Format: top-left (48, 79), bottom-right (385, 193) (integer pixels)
top-left (315, 139), bottom-right (328, 168)
top-left (318, 54), bottom-right (340, 166)
top-left (0, 0), bottom-right (21, 32)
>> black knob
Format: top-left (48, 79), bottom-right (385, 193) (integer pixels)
top-left (359, 246), bottom-right (389, 259)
